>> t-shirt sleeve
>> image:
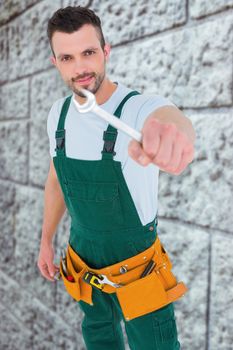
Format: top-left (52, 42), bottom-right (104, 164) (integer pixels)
top-left (47, 98), bottom-right (65, 158)
top-left (135, 95), bottom-right (176, 131)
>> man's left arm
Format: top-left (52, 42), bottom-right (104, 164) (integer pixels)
top-left (128, 106), bottom-right (196, 175)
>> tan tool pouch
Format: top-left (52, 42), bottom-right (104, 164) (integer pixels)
top-left (59, 237), bottom-right (188, 319)
top-left (59, 248), bottom-right (92, 304)
top-left (115, 242), bottom-right (188, 321)
top-left (116, 271), bottom-right (187, 321)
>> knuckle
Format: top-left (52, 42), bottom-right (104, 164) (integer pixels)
top-left (168, 166), bottom-right (176, 172)
top-left (177, 132), bottom-right (186, 143)
top-left (129, 143), bottom-right (140, 155)
top-left (146, 150), bottom-right (155, 159)
top-left (155, 157), bottom-right (167, 167)
top-left (165, 123), bottom-right (176, 133)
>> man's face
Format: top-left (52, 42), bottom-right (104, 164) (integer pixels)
top-left (51, 24), bottom-right (110, 97)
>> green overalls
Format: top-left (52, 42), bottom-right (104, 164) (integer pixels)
top-left (53, 91), bottom-right (181, 350)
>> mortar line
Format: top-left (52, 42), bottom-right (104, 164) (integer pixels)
top-left (0, 180), bottom-right (233, 238)
top-left (232, 53), bottom-right (233, 104)
top-left (0, 0), bottom-right (44, 28)
top-left (185, 0), bottom-right (189, 24)
top-left (190, 5), bottom-right (233, 21)
top-left (27, 77), bottom-right (31, 185)
top-left (0, 116), bottom-right (30, 122)
top-left (0, 176), bottom-right (42, 189)
top-left (1, 75), bottom-right (233, 114)
top-left (158, 216), bottom-right (233, 236)
top-left (87, 0), bottom-right (94, 7)
top-left (111, 9), bottom-right (233, 50)
top-left (0, 301), bottom-right (33, 334)
top-left (183, 106), bottom-right (233, 113)
top-left (205, 232), bottom-right (212, 350)
top-left (0, 66), bottom-right (55, 86)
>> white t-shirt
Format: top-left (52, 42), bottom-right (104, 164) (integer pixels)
top-left (47, 82), bottom-right (175, 225)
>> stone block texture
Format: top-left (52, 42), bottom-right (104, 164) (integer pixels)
top-left (0, 25), bottom-right (8, 83)
top-left (7, 1), bottom-right (62, 80)
top-left (90, 0), bottom-right (186, 45)
top-left (159, 112), bottom-right (233, 232)
top-left (190, 0), bottom-right (233, 18)
top-left (0, 0), bottom-right (232, 349)
top-left (30, 69), bottom-right (69, 187)
top-left (108, 14), bottom-right (233, 108)
top-left (0, 121), bottom-right (29, 183)
top-left (0, 79), bottom-right (29, 120)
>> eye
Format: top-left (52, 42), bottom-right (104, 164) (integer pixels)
top-left (61, 55), bottom-right (72, 62)
top-left (84, 50), bottom-right (95, 56)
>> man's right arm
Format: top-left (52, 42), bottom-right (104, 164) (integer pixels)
top-left (37, 159), bottom-right (66, 281)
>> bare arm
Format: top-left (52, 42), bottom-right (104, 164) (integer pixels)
top-left (41, 159), bottom-right (66, 244)
top-left (38, 159), bottom-right (66, 281)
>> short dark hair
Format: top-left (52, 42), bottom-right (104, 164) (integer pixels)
top-left (47, 6), bottom-right (106, 54)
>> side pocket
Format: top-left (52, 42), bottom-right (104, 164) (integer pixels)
top-left (60, 261), bottom-right (81, 302)
top-left (116, 271), bottom-right (168, 321)
top-left (152, 304), bottom-right (179, 347)
top-left (59, 248), bottom-right (84, 302)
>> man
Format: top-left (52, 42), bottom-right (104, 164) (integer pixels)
top-left (38, 6), bottom-right (195, 350)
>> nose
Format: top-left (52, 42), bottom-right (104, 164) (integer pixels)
top-left (73, 58), bottom-right (89, 78)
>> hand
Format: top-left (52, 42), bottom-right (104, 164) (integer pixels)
top-left (37, 240), bottom-right (60, 282)
top-left (128, 118), bottom-right (194, 175)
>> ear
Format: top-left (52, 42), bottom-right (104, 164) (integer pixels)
top-left (103, 43), bottom-right (111, 61)
top-left (50, 56), bottom-right (57, 67)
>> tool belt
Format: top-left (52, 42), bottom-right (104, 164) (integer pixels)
top-left (59, 236), bottom-right (188, 321)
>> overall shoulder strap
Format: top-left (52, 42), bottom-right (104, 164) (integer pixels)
top-left (55, 95), bottom-right (72, 155)
top-left (113, 91), bottom-right (140, 118)
top-left (102, 90), bottom-right (140, 159)
top-left (57, 95), bottom-right (72, 130)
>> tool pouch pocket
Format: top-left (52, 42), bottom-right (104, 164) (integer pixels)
top-left (116, 271), bottom-right (169, 321)
top-left (59, 249), bottom-right (84, 302)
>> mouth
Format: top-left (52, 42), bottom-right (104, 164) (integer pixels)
top-left (75, 75), bottom-right (94, 85)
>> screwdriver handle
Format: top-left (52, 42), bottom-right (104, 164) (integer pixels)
top-left (140, 260), bottom-right (156, 278)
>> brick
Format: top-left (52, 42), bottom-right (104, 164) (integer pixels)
top-left (0, 121), bottom-right (29, 183)
top-left (108, 14), bottom-right (233, 108)
top-left (91, 0), bottom-right (186, 46)
top-left (0, 0), bottom-right (40, 25)
top-left (0, 25), bottom-right (8, 83)
top-left (62, 0), bottom-right (90, 7)
top-left (8, 1), bottom-right (62, 79)
top-left (190, 0), bottom-right (233, 18)
top-left (0, 271), bottom-right (80, 350)
top-left (29, 69), bottom-right (70, 187)
top-left (157, 220), bottom-right (209, 349)
top-left (0, 302), bottom-right (33, 350)
top-left (12, 185), bottom-right (54, 305)
top-left (159, 112), bottom-right (233, 233)
top-left (209, 234), bottom-right (233, 349)
top-left (0, 79), bottom-right (29, 119)
top-left (0, 181), bottom-right (15, 270)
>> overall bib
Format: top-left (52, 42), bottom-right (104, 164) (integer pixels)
top-left (53, 92), bottom-right (181, 350)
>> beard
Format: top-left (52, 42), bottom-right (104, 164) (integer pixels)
top-left (66, 68), bottom-right (106, 98)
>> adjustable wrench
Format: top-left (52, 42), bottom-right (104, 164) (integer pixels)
top-left (72, 89), bottom-right (142, 143)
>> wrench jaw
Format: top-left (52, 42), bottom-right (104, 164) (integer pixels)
top-left (72, 88), bottom-right (96, 113)
top-left (99, 274), bottom-right (122, 288)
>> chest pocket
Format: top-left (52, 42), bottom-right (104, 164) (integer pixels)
top-left (66, 181), bottom-right (124, 229)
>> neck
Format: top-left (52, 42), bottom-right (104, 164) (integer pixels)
top-left (74, 78), bottom-right (117, 105)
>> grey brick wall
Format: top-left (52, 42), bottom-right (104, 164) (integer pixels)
top-left (0, 1), bottom-right (232, 349)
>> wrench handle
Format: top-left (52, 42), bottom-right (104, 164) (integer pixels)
top-left (93, 105), bottom-right (142, 143)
